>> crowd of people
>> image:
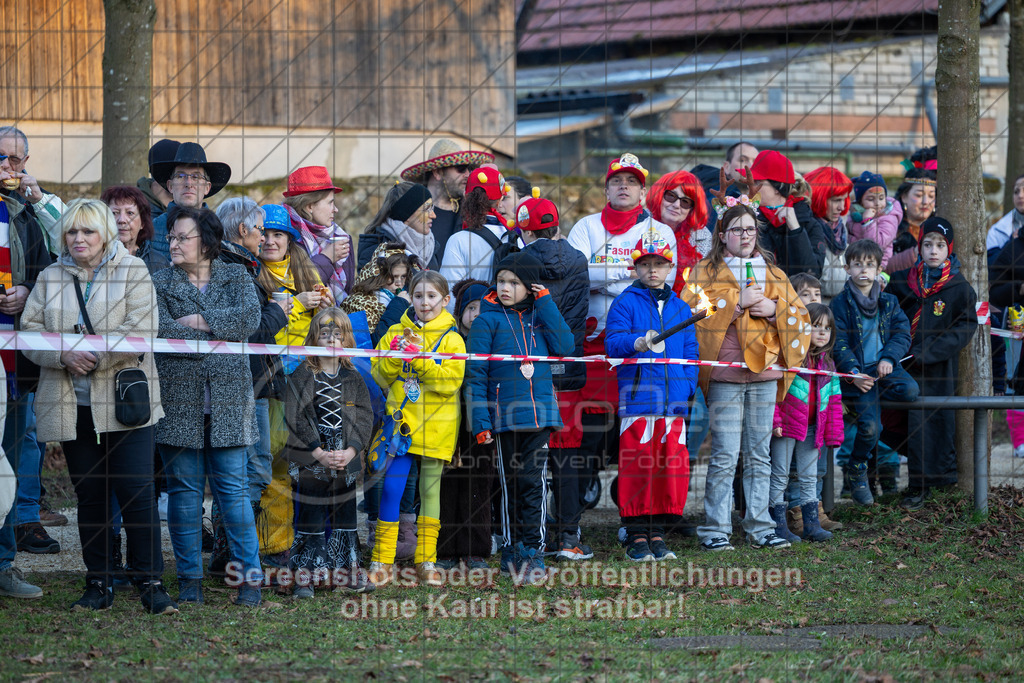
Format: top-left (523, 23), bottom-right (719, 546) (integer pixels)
top-left (0, 127), bottom-right (1010, 616)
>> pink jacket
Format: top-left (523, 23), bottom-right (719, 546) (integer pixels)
top-left (848, 198), bottom-right (902, 270)
top-left (772, 358), bottom-right (844, 448)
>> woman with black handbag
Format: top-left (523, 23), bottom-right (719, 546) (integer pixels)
top-left (21, 198), bottom-right (175, 614)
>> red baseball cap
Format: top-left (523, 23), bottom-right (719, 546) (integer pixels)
top-left (606, 153), bottom-right (649, 186)
top-left (516, 193), bottom-right (559, 232)
top-left (466, 165), bottom-right (508, 201)
top-left (749, 150), bottom-right (795, 184)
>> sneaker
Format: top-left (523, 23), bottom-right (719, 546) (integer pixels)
top-left (416, 562), bottom-right (444, 587)
top-left (434, 558), bottom-right (460, 571)
top-left (138, 581), bottom-right (179, 615)
top-left (1015, 444), bottom-right (1024, 459)
top-left (625, 535), bottom-right (655, 562)
top-left (499, 544), bottom-right (520, 575)
top-left (900, 488), bottom-right (931, 511)
top-left (751, 533), bottom-right (791, 549)
top-left (0, 566), bottom-right (43, 599)
top-left (556, 535), bottom-right (594, 561)
top-left (648, 536), bottom-right (677, 561)
top-left (71, 580), bottom-right (113, 611)
top-left (293, 585), bottom-right (314, 599)
top-left (15, 523), bottom-right (60, 554)
top-left (233, 583), bottom-right (262, 608)
top-left (466, 556), bottom-right (489, 570)
top-left (177, 577), bottom-right (204, 604)
top-left (38, 507), bottom-right (68, 527)
top-left (699, 537), bottom-right (734, 552)
top-left (516, 547), bottom-right (547, 585)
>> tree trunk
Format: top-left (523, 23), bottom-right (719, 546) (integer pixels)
top-left (936, 0), bottom-right (990, 495)
top-left (1006, 0), bottom-right (1024, 211)
top-left (101, 0), bottom-right (156, 189)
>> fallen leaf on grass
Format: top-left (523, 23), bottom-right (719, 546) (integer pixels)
top-left (881, 599), bottom-right (898, 606)
top-left (713, 598), bottom-right (743, 605)
top-left (236, 655), bottom-right (257, 665)
top-left (932, 583), bottom-right (948, 589)
top-left (895, 562), bottom-right (909, 570)
top-left (18, 654), bottom-right (45, 665)
top-left (262, 600), bottom-right (285, 609)
top-left (396, 660), bottom-right (422, 668)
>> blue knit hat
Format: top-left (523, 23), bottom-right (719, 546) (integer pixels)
top-left (262, 204), bottom-right (301, 241)
top-left (852, 171), bottom-right (887, 204)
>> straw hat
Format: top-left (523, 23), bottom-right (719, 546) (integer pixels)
top-left (400, 139), bottom-right (495, 182)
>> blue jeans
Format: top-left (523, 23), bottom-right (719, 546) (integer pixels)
top-left (0, 393), bottom-right (32, 570)
top-left (842, 366), bottom-right (919, 468)
top-left (687, 387), bottom-right (710, 456)
top-left (247, 399), bottom-right (273, 505)
top-left (698, 381), bottom-right (777, 544)
top-left (14, 394), bottom-right (43, 526)
top-left (160, 436), bottom-right (262, 582)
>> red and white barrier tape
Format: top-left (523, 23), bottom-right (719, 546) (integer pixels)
top-left (0, 329), bottom-right (858, 379)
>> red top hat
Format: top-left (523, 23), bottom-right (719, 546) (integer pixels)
top-left (516, 189), bottom-right (559, 232)
top-left (465, 166), bottom-right (508, 201)
top-left (283, 166), bottom-right (343, 197)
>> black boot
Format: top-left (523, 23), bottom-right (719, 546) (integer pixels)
top-left (327, 529), bottom-right (374, 593)
top-left (289, 532), bottom-right (330, 598)
top-left (208, 510), bottom-right (229, 577)
top-left (72, 578), bottom-right (113, 611)
top-left (878, 463), bottom-right (899, 495)
top-left (800, 502), bottom-right (833, 542)
top-left (111, 531), bottom-right (132, 591)
top-left (137, 579), bottom-right (179, 615)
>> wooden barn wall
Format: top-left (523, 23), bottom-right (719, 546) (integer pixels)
top-left (0, 0), bottom-right (515, 142)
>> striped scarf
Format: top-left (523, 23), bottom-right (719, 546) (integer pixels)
top-left (907, 258), bottom-right (953, 336)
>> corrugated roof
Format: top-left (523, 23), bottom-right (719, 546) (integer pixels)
top-left (518, 0), bottom-right (940, 52)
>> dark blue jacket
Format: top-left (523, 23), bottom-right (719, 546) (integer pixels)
top-left (605, 282), bottom-right (698, 417)
top-left (830, 282), bottom-right (912, 375)
top-left (465, 289), bottom-right (573, 435)
top-left (522, 237), bottom-right (590, 391)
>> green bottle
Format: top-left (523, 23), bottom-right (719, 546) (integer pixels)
top-left (745, 262), bottom-right (756, 287)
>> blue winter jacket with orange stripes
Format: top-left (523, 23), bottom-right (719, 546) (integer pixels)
top-left (465, 289), bottom-right (573, 436)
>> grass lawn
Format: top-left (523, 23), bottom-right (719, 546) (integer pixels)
top-left (3, 486), bottom-right (1023, 682)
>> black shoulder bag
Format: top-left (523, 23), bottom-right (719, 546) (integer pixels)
top-left (72, 276), bottom-right (151, 427)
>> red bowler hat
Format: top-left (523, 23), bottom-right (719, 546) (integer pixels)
top-left (283, 166), bottom-right (343, 197)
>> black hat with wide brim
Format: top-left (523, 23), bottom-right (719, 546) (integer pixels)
top-left (150, 142), bottom-right (232, 197)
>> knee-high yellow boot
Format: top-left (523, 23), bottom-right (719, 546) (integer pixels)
top-left (414, 516), bottom-right (443, 586)
top-left (368, 520), bottom-right (399, 587)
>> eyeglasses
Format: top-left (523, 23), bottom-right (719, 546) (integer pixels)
top-left (0, 154), bottom-right (25, 167)
top-left (725, 226), bottom-right (758, 237)
top-left (451, 164), bottom-right (472, 174)
top-left (663, 191), bottom-right (693, 208)
top-left (170, 172), bottom-right (210, 185)
top-left (247, 223), bottom-right (265, 235)
top-left (168, 233), bottom-right (199, 245)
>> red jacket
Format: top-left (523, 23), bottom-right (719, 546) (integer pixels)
top-left (773, 357), bottom-right (844, 448)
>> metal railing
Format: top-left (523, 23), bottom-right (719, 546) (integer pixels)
top-left (822, 396), bottom-right (1024, 514)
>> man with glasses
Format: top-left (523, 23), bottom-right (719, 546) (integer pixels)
top-left (400, 139), bottom-right (494, 265)
top-left (149, 142), bottom-right (231, 261)
top-left (0, 127), bottom-right (55, 600)
top-left (0, 127), bottom-right (66, 253)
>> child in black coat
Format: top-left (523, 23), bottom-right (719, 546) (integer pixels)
top-left (887, 217), bottom-right (978, 509)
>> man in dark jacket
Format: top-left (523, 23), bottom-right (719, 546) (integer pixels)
top-left (136, 139), bottom-right (179, 222)
top-left (212, 199), bottom-right (290, 574)
top-left (692, 141), bottom-right (759, 232)
top-left (519, 194), bottom-right (594, 560)
top-left (0, 189), bottom-right (54, 599)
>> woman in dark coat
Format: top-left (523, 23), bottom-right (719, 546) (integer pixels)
top-left (153, 206), bottom-right (263, 608)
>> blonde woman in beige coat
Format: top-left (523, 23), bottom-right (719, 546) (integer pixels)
top-left (21, 198), bottom-right (176, 615)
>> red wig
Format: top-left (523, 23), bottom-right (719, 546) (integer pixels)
top-left (648, 170), bottom-right (708, 233)
top-left (805, 166), bottom-right (853, 220)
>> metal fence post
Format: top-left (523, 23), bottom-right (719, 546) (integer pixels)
top-left (974, 408), bottom-right (989, 514)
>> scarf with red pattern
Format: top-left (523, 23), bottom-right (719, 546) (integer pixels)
top-left (671, 220), bottom-right (704, 294)
top-left (759, 196), bottom-right (800, 228)
top-left (907, 257), bottom-right (954, 336)
top-left (600, 204), bottom-right (644, 235)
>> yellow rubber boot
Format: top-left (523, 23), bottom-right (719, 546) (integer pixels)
top-left (369, 520), bottom-right (399, 587)
top-left (414, 516), bottom-right (443, 586)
